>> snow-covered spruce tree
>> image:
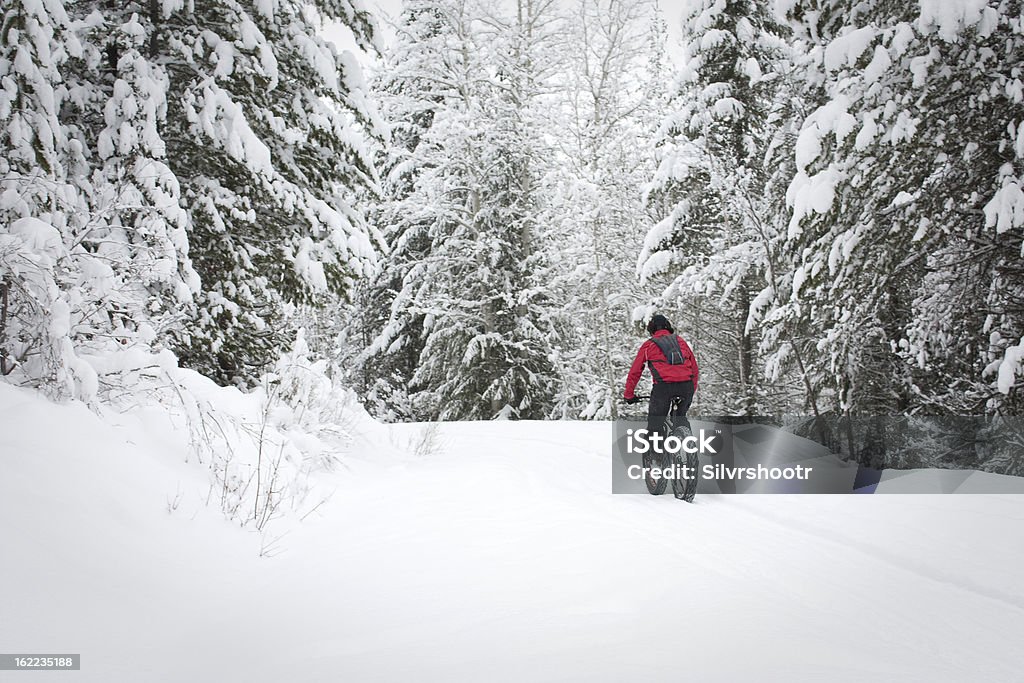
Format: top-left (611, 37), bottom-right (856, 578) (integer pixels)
top-left (737, 3), bottom-right (840, 423)
top-left (0, 0), bottom-right (82, 396)
top-left (143, 0), bottom-right (385, 386)
top-left (64, 5), bottom-right (201, 359)
top-left (640, 0), bottom-right (790, 415)
top-left (359, 0), bottom-right (559, 420)
top-left (340, 0), bottom-right (449, 420)
top-left (415, 0), bottom-right (561, 420)
top-left (0, 0), bottom-right (78, 224)
top-left (0, 0), bottom-right (195, 401)
top-left (776, 0), bottom-right (1024, 420)
top-left (412, 121), bottom-right (558, 421)
top-left (540, 0), bottom-right (666, 419)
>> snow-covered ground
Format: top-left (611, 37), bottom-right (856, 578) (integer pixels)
top-left (2, 382), bottom-right (1023, 682)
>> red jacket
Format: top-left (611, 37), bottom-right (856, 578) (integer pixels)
top-left (623, 330), bottom-right (699, 399)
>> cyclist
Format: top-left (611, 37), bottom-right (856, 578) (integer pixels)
top-left (623, 314), bottom-right (699, 438)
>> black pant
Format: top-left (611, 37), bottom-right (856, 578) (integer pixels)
top-left (648, 380), bottom-right (694, 437)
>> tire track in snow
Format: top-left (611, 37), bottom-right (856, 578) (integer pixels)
top-left (724, 497), bottom-right (1024, 613)
top-left (388, 422), bottom-right (1024, 611)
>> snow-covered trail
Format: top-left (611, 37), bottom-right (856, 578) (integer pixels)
top-left (2, 389), bottom-right (1023, 682)
top-left (232, 421), bottom-right (1024, 682)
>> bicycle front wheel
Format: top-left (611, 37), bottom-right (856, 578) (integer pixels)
top-left (670, 425), bottom-right (698, 503)
top-left (643, 450), bottom-right (667, 496)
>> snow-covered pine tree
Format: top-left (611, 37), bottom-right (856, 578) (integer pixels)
top-left (413, 0), bottom-right (560, 420)
top-left (0, 1), bottom-right (85, 396)
top-left (777, 0), bottom-right (1024, 418)
top-left (0, 0), bottom-right (78, 223)
top-left (65, 3), bottom-right (201, 360)
top-left (358, 0), bottom-right (559, 420)
top-left (1, 0), bottom-right (195, 401)
top-left (145, 0), bottom-right (385, 386)
top-left (341, 0), bottom-right (450, 420)
top-left (641, 0), bottom-right (790, 415)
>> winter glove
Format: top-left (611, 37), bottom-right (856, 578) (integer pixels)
top-left (624, 396), bottom-right (639, 405)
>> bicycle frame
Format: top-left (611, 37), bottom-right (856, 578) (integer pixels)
top-left (624, 395), bottom-right (698, 502)
top-left (629, 395), bottom-right (691, 437)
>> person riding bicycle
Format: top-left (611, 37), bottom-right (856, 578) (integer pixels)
top-left (623, 314), bottom-right (699, 438)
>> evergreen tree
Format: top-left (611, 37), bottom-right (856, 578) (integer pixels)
top-left (342, 0), bottom-right (449, 420)
top-left (2, 0), bottom-right (383, 398)
top-left (0, 0), bottom-right (85, 397)
top-left (68, 3), bottom-right (201, 352)
top-left (357, 0), bottom-right (560, 420)
top-left (641, 0), bottom-right (790, 415)
top-left (1, 0), bottom-right (196, 400)
top-left (151, 0), bottom-right (384, 386)
top-left (776, 0), bottom-right (1024, 417)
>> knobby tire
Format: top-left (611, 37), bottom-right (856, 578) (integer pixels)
top-left (643, 450), bottom-right (667, 496)
top-left (670, 424), bottom-right (698, 503)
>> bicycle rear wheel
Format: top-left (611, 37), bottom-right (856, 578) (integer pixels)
top-left (676, 451), bottom-right (699, 503)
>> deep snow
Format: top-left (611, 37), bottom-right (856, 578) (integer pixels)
top-left (2, 382), bottom-right (1023, 682)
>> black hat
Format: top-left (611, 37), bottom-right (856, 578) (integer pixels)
top-left (647, 314), bottom-right (673, 334)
